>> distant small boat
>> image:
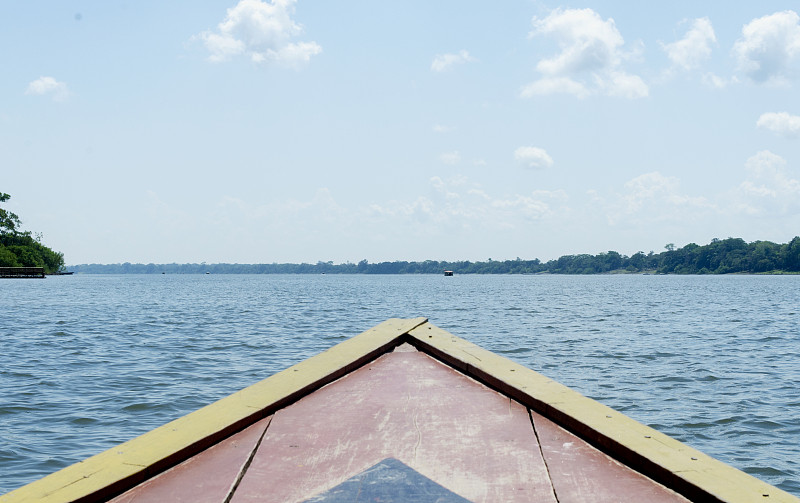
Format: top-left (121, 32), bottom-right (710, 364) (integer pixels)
top-left (4, 319), bottom-right (795, 502)
top-left (444, 270), bottom-right (454, 276)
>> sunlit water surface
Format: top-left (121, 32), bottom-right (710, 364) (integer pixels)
top-left (1, 274), bottom-right (798, 495)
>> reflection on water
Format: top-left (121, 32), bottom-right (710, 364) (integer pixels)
top-left (1, 274), bottom-right (798, 495)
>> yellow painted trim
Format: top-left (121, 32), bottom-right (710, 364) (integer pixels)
top-left (407, 322), bottom-right (799, 503)
top-left (1, 317), bottom-right (427, 503)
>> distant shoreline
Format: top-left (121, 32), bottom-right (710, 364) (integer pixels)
top-left (68, 237), bottom-right (800, 276)
top-left (64, 269), bottom-right (800, 275)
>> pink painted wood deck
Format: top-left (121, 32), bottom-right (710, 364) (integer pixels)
top-left (111, 344), bottom-right (690, 502)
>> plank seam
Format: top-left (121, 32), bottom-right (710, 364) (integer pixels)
top-left (223, 416), bottom-right (273, 503)
top-left (529, 408), bottom-right (560, 503)
top-left (405, 326), bottom-right (745, 503)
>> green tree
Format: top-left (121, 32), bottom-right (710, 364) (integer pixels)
top-left (0, 192), bottom-right (23, 236)
top-left (782, 237), bottom-right (800, 271)
top-left (0, 191), bottom-right (65, 273)
top-left (0, 245), bottom-right (21, 266)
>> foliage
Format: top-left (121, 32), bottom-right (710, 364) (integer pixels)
top-left (0, 192), bottom-right (22, 235)
top-left (0, 192), bottom-right (65, 273)
top-left (68, 237), bottom-right (800, 275)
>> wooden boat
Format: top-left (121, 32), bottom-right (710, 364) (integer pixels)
top-left (2, 318), bottom-right (796, 502)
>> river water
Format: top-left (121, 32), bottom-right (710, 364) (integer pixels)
top-left (1, 274), bottom-right (798, 495)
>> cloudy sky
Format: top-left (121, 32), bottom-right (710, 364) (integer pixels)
top-left (3, 1), bottom-right (800, 265)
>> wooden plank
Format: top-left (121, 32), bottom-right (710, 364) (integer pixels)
top-left (231, 346), bottom-right (557, 503)
top-left (109, 416), bottom-right (272, 503)
top-left (407, 322), bottom-right (800, 503)
top-left (531, 410), bottom-right (689, 502)
top-left (1, 318), bottom-right (426, 503)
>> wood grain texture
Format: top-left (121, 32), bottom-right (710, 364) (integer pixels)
top-left (532, 411), bottom-right (690, 502)
top-left (232, 346), bottom-right (557, 503)
top-left (407, 322), bottom-right (799, 503)
top-left (109, 417), bottom-right (272, 503)
top-left (0, 318), bottom-right (426, 503)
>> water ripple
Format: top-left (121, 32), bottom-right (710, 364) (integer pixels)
top-left (0, 274), bottom-right (798, 496)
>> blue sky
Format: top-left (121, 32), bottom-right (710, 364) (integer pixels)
top-left (2, 1), bottom-right (800, 264)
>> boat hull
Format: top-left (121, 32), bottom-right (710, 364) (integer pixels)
top-left (2, 318), bottom-right (796, 503)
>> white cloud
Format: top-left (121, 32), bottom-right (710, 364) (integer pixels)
top-left (514, 146), bottom-right (554, 169)
top-left (208, 180), bottom-right (571, 253)
top-left (198, 0), bottom-right (321, 66)
top-left (490, 193), bottom-right (562, 221)
top-left (201, 32), bottom-right (245, 61)
top-left (439, 151), bottom-right (461, 165)
top-left (733, 10), bottom-right (800, 84)
top-left (597, 155), bottom-right (800, 228)
top-left (429, 176), bottom-right (461, 200)
top-left (531, 8), bottom-right (624, 74)
top-left (432, 124), bottom-right (452, 133)
top-left (524, 8), bottom-right (647, 99)
top-left (520, 76), bottom-right (590, 99)
top-left (211, 188), bottom-right (346, 235)
top-left (702, 72), bottom-right (738, 89)
top-left (372, 176), bottom-right (568, 225)
top-left (745, 150), bottom-right (787, 178)
top-left (267, 41), bottom-right (323, 66)
top-left (735, 150), bottom-right (800, 215)
top-left (757, 112), bottom-right (800, 138)
top-left (603, 71), bottom-right (649, 99)
top-left (431, 50), bottom-right (475, 72)
top-left (25, 76), bottom-right (69, 101)
top-left (597, 172), bottom-right (712, 226)
top-left (662, 18), bottom-right (716, 71)
top-left (622, 172), bottom-right (680, 212)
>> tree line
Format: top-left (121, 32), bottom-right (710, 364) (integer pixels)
top-left (70, 236), bottom-right (800, 275)
top-left (0, 192), bottom-right (65, 273)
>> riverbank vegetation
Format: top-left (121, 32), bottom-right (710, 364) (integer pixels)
top-left (0, 192), bottom-right (65, 273)
top-left (70, 236), bottom-right (800, 275)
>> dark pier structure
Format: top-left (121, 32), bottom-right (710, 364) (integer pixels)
top-left (0, 267), bottom-right (45, 278)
